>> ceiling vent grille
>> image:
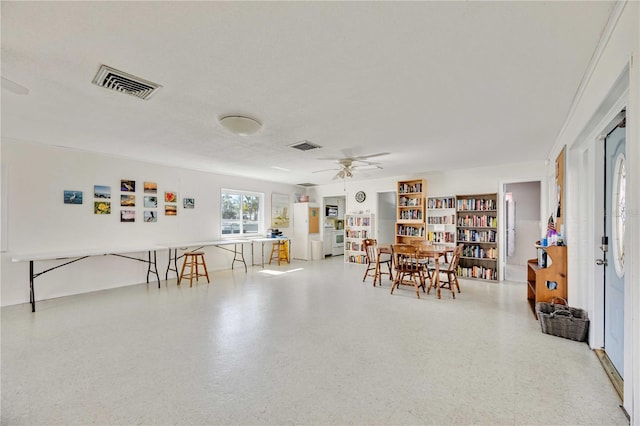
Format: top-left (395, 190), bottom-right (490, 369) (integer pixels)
top-left (297, 183), bottom-right (317, 187)
top-left (92, 65), bottom-right (162, 100)
top-left (289, 140), bottom-right (322, 151)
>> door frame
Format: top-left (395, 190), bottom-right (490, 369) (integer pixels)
top-left (569, 66), bottom-right (630, 412)
top-left (498, 177), bottom-right (546, 282)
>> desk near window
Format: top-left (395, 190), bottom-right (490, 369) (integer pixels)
top-left (248, 237), bottom-right (291, 268)
top-left (11, 245), bottom-right (165, 312)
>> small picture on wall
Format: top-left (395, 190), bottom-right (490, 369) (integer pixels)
top-left (63, 190), bottom-right (83, 204)
top-left (120, 194), bottom-right (136, 207)
top-left (144, 196), bottom-right (158, 208)
top-left (165, 191), bottom-right (177, 203)
top-left (183, 198), bottom-right (195, 209)
top-left (121, 179), bottom-right (135, 192)
top-left (165, 205), bottom-right (177, 216)
top-left (144, 210), bottom-right (157, 222)
top-left (94, 201), bottom-right (111, 215)
top-left (144, 181), bottom-right (157, 194)
top-left (120, 210), bottom-right (135, 222)
top-left (94, 185), bottom-right (111, 199)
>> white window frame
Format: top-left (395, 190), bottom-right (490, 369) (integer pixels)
top-left (220, 189), bottom-right (265, 238)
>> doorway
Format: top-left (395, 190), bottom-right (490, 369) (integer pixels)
top-left (599, 114), bottom-right (626, 381)
top-left (502, 181), bottom-right (541, 282)
top-left (376, 191), bottom-right (396, 245)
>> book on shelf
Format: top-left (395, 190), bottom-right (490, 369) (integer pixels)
top-left (427, 214), bottom-right (456, 225)
top-left (457, 214), bottom-right (497, 228)
top-left (427, 197), bottom-right (455, 209)
top-left (457, 229), bottom-right (496, 243)
top-left (457, 198), bottom-right (497, 211)
top-left (399, 182), bottom-right (423, 194)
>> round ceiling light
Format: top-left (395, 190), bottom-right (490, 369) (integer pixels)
top-left (219, 115), bottom-right (262, 136)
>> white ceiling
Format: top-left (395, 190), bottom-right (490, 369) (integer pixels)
top-left (1, 1), bottom-right (615, 186)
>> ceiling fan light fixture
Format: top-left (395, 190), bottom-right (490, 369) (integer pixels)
top-left (219, 115), bottom-right (262, 136)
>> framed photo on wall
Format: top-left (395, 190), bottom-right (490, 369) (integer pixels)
top-left (271, 193), bottom-right (290, 228)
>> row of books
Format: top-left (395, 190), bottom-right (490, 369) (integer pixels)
top-left (457, 198), bottom-right (497, 212)
top-left (346, 230), bottom-right (371, 238)
top-left (427, 197), bottom-right (455, 209)
top-left (457, 229), bottom-right (497, 243)
top-left (398, 182), bottom-right (423, 194)
top-left (396, 225), bottom-right (425, 237)
top-left (462, 245), bottom-right (497, 260)
top-left (398, 196), bottom-right (422, 207)
top-left (348, 255), bottom-right (367, 264)
top-left (427, 215), bottom-right (456, 224)
top-left (427, 231), bottom-right (455, 243)
top-left (457, 214), bottom-right (497, 228)
top-left (399, 209), bottom-right (423, 220)
top-left (346, 216), bottom-right (371, 227)
top-left (345, 242), bottom-right (364, 252)
top-left (457, 265), bottom-right (497, 280)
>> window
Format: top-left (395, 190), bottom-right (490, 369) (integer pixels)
top-left (221, 189), bottom-right (264, 236)
top-left (612, 153), bottom-right (626, 277)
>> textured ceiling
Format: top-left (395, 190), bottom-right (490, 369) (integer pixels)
top-left (1, 1), bottom-right (615, 185)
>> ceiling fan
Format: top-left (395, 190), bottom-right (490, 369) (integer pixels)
top-left (313, 152), bottom-right (389, 180)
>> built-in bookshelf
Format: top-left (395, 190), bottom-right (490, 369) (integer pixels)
top-left (396, 179), bottom-right (426, 244)
top-left (427, 196), bottom-right (456, 246)
top-left (456, 193), bottom-right (498, 281)
top-left (344, 213), bottom-right (375, 264)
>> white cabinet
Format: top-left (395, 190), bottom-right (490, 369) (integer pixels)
top-left (292, 203), bottom-right (320, 260)
top-left (323, 229), bottom-right (332, 256)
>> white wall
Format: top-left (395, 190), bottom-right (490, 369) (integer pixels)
top-left (0, 138), bottom-right (300, 307)
top-left (546, 1), bottom-right (639, 420)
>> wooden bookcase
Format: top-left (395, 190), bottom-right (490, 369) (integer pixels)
top-left (427, 196), bottom-right (456, 246)
top-left (396, 179), bottom-right (426, 244)
top-left (456, 193), bottom-right (498, 281)
top-left (527, 245), bottom-right (568, 317)
top-left (344, 213), bottom-right (374, 264)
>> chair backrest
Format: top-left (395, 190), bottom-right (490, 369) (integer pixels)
top-left (362, 238), bottom-right (378, 264)
top-left (391, 244), bottom-right (420, 272)
top-left (447, 244), bottom-right (464, 272)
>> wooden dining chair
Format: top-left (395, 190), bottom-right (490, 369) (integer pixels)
top-left (391, 244), bottom-right (425, 298)
top-left (362, 239), bottom-right (392, 286)
top-left (413, 240), bottom-right (434, 281)
top-left (429, 243), bottom-right (464, 298)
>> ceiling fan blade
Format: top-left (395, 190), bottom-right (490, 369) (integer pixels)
top-left (1, 77), bottom-right (29, 95)
top-left (312, 167), bottom-right (340, 173)
top-left (352, 164), bottom-right (383, 171)
top-left (353, 152), bottom-right (389, 160)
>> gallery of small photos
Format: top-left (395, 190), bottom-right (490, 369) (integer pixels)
top-left (63, 180), bottom-right (195, 223)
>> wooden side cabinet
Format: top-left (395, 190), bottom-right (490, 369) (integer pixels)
top-left (526, 245), bottom-right (567, 317)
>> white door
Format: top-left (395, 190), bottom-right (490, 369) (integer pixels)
top-left (601, 119), bottom-right (626, 377)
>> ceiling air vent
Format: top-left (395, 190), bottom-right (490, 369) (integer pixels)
top-left (289, 140), bottom-right (322, 151)
top-left (92, 65), bottom-right (162, 100)
top-left (297, 183), bottom-right (317, 187)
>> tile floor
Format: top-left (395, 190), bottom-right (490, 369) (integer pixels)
top-left (1, 256), bottom-right (628, 425)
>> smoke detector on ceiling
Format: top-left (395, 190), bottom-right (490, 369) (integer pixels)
top-left (92, 64), bottom-right (162, 100)
top-left (219, 115), bottom-right (262, 136)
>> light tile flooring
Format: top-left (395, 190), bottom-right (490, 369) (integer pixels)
top-left (1, 256), bottom-right (628, 425)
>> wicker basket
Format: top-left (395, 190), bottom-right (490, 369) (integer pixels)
top-left (536, 297), bottom-right (589, 342)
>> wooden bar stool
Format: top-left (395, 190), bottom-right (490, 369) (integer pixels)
top-left (178, 252), bottom-right (210, 287)
top-left (268, 240), bottom-right (290, 265)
